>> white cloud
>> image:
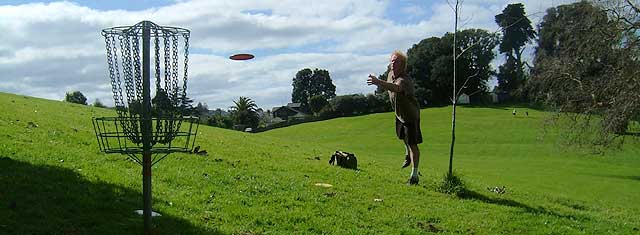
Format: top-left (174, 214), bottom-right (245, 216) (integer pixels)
top-left (187, 52), bottom-right (387, 109)
top-left (0, 0), bottom-right (579, 110)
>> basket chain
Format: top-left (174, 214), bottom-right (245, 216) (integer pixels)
top-left (101, 24), bottom-right (191, 146)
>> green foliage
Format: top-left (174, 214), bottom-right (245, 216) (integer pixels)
top-left (207, 113), bottom-right (233, 129)
top-left (316, 104), bottom-right (337, 119)
top-left (495, 3), bottom-right (536, 98)
top-left (2, 92), bottom-right (640, 234)
top-left (177, 95), bottom-right (196, 116)
top-left (151, 89), bottom-right (173, 116)
top-left (528, 1), bottom-right (640, 142)
top-left (495, 3), bottom-right (536, 56)
top-left (496, 56), bottom-right (526, 99)
top-left (229, 96), bottom-right (259, 129)
top-left (64, 91), bottom-right (87, 105)
top-left (292, 68), bottom-right (336, 112)
top-left (331, 94), bottom-right (368, 116)
top-left (407, 29), bottom-right (499, 105)
top-left (92, 99), bottom-right (107, 108)
top-left (305, 93), bottom-right (391, 121)
top-left (308, 95), bottom-right (329, 115)
top-left (150, 89), bottom-right (197, 117)
top-left (365, 93), bottom-right (391, 113)
top-left (374, 71), bottom-right (393, 106)
top-left (194, 102), bottom-right (209, 117)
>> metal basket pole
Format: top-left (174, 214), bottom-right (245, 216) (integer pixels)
top-left (141, 21), bottom-right (153, 234)
top-left (96, 20), bottom-right (196, 235)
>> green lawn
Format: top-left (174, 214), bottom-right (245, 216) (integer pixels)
top-left (1, 91), bottom-right (638, 234)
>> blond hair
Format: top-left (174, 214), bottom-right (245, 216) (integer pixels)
top-left (391, 50), bottom-right (408, 78)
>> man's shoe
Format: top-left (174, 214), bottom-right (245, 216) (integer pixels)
top-left (407, 176), bottom-right (419, 185)
top-left (402, 155), bottom-right (411, 168)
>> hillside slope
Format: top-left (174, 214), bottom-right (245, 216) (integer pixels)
top-left (1, 92), bottom-right (638, 234)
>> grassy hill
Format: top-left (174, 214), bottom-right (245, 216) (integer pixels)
top-left (0, 91), bottom-right (638, 234)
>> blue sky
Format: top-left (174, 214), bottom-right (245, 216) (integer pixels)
top-left (0, 0), bottom-right (575, 110)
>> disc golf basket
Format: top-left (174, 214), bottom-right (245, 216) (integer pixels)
top-left (92, 21), bottom-right (198, 234)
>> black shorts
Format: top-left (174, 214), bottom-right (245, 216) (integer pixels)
top-left (396, 118), bottom-right (423, 145)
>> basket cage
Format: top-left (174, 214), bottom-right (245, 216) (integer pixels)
top-left (92, 116), bottom-right (199, 155)
top-left (94, 21), bottom-right (198, 155)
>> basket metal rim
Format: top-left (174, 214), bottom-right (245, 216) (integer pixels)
top-left (101, 21), bottom-right (190, 37)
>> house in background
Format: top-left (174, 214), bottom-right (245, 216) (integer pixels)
top-left (458, 93), bottom-right (470, 104)
top-left (489, 92), bottom-right (499, 103)
top-left (272, 102), bottom-right (307, 121)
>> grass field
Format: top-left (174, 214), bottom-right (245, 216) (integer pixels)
top-left (1, 91), bottom-right (639, 234)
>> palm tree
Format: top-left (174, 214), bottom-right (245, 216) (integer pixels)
top-left (229, 96), bottom-right (259, 129)
top-left (230, 96), bottom-right (258, 113)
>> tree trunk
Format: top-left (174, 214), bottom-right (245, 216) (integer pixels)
top-left (448, 0), bottom-right (459, 176)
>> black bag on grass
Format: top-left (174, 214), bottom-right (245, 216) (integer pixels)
top-left (329, 151), bottom-right (357, 170)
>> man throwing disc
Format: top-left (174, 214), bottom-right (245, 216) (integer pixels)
top-left (367, 50), bottom-right (423, 185)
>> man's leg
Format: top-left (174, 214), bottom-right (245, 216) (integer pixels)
top-left (402, 143), bottom-right (411, 168)
top-left (409, 144), bottom-right (420, 178)
top-left (405, 139), bottom-right (420, 185)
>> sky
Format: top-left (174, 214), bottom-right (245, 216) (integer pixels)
top-left (0, 0), bottom-right (577, 110)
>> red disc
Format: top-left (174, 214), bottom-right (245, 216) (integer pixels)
top-left (229, 53), bottom-right (255, 60)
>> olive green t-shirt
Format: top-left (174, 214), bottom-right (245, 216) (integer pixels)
top-left (387, 72), bottom-right (420, 124)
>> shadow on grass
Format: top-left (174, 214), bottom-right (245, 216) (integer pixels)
top-left (597, 174), bottom-right (640, 181)
top-left (0, 157), bottom-right (223, 235)
top-left (459, 190), bottom-right (587, 221)
top-left (459, 103), bottom-right (548, 112)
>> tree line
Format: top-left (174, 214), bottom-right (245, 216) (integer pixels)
top-left (68, 1), bottom-right (639, 139)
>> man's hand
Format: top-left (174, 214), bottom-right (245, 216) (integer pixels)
top-left (368, 73), bottom-right (401, 92)
top-left (367, 74), bottom-right (380, 86)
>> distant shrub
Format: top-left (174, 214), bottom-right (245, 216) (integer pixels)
top-left (207, 114), bottom-right (233, 129)
top-left (332, 94), bottom-right (367, 116)
top-left (365, 93), bottom-right (391, 113)
top-left (92, 99), bottom-right (107, 108)
top-left (317, 104), bottom-right (337, 119)
top-left (309, 95), bottom-right (330, 115)
top-left (65, 91), bottom-right (87, 105)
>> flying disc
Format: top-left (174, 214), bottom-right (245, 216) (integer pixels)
top-left (229, 53), bottom-right (254, 60)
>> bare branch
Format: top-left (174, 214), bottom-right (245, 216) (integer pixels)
top-left (446, 0), bottom-right (455, 12)
top-left (466, 89), bottom-right (483, 97)
top-left (455, 10), bottom-right (544, 60)
top-left (561, 72), bottom-right (584, 91)
top-left (460, 16), bottom-right (473, 28)
top-left (625, 0), bottom-right (640, 14)
top-left (456, 70), bottom-right (481, 98)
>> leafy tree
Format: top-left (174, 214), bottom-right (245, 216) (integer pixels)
top-left (527, 1), bottom-right (639, 148)
top-left (407, 29), bottom-right (498, 105)
top-left (229, 96), bottom-right (259, 129)
top-left (308, 95), bottom-right (329, 115)
top-left (194, 102), bottom-right (209, 117)
top-left (495, 3), bottom-right (536, 96)
top-left (374, 70), bottom-right (392, 107)
top-left (92, 99), bottom-right (107, 108)
top-left (496, 56), bottom-right (522, 97)
top-left (407, 37), bottom-right (446, 105)
top-left (64, 91), bottom-right (87, 105)
top-left (292, 68), bottom-right (336, 113)
top-left (331, 94), bottom-right (368, 116)
top-left (151, 89), bottom-right (172, 116)
top-left (207, 114), bottom-right (233, 129)
top-left (365, 93), bottom-right (391, 113)
top-left (177, 95), bottom-right (195, 116)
